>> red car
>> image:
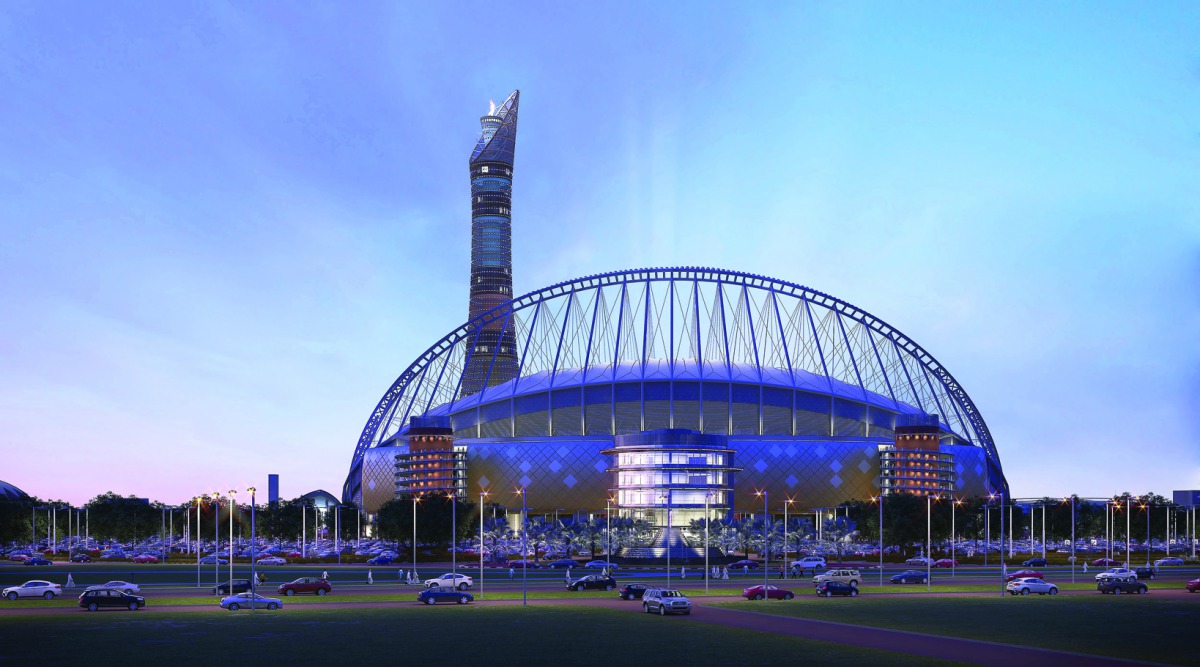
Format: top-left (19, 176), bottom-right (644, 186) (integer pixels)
top-left (1186, 579), bottom-right (1199, 593)
top-left (1006, 569), bottom-right (1043, 582)
top-left (132, 554), bottom-right (159, 564)
top-left (277, 577), bottom-right (332, 596)
top-left (932, 559), bottom-right (959, 568)
top-left (1092, 558), bottom-right (1119, 567)
top-left (743, 584), bottom-right (795, 600)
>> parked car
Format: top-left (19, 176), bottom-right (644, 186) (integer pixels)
top-left (567, 575), bottom-right (617, 591)
top-left (815, 581), bottom-right (859, 597)
top-left (220, 592), bottom-right (282, 610)
top-left (85, 581), bottom-right (141, 595)
top-left (1091, 557), bottom-right (1119, 567)
top-left (3, 581), bottom-right (62, 600)
top-left (1133, 567), bottom-right (1156, 580)
top-left (417, 586), bottom-right (474, 605)
top-left (132, 554), bottom-right (159, 564)
top-left (424, 573), bottom-right (473, 590)
top-left (1095, 568), bottom-right (1137, 582)
top-left (743, 584), bottom-right (794, 600)
top-left (905, 557), bottom-right (933, 566)
top-left (932, 559), bottom-right (959, 568)
top-left (890, 570), bottom-right (927, 584)
top-left (69, 554), bottom-right (92, 563)
top-left (78, 589), bottom-right (145, 612)
top-left (791, 556), bottom-right (826, 570)
top-left (1022, 558), bottom-right (1048, 567)
top-left (1097, 579), bottom-right (1148, 595)
top-left (812, 569), bottom-right (861, 587)
top-left (619, 583), bottom-right (651, 600)
top-left (1006, 569), bottom-right (1043, 582)
top-left (642, 588), bottom-right (691, 615)
top-left (1185, 578), bottom-right (1199, 593)
top-left (212, 579), bottom-right (253, 595)
top-left (547, 559), bottom-right (577, 569)
top-left (1154, 557), bottom-right (1184, 567)
top-left (1006, 577), bottom-right (1058, 595)
top-left (278, 577), bottom-right (331, 596)
top-left (8, 554), bottom-right (29, 562)
top-left (730, 559), bottom-right (760, 570)
top-left (199, 555), bottom-right (227, 565)
top-left (257, 556), bottom-right (287, 565)
top-left (508, 560), bottom-right (542, 569)
top-left (367, 555), bottom-right (393, 565)
top-left (23, 558), bottom-right (52, 566)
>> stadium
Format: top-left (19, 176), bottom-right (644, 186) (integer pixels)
top-left (342, 91), bottom-right (1007, 525)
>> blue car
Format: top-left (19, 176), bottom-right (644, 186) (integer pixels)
top-left (367, 555), bottom-right (393, 565)
top-left (199, 556), bottom-right (228, 565)
top-left (24, 557), bottom-right (52, 566)
top-left (417, 586), bottom-right (475, 605)
top-left (547, 559), bottom-right (577, 569)
top-left (890, 570), bottom-right (928, 584)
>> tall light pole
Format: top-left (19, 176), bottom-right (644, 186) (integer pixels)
top-left (783, 498), bottom-right (794, 578)
top-left (1041, 503), bottom-right (1046, 561)
top-left (516, 487), bottom-right (528, 607)
top-left (666, 489), bottom-right (673, 588)
top-left (1067, 496), bottom-right (1076, 583)
top-left (450, 491), bottom-right (457, 577)
top-left (211, 492), bottom-right (220, 589)
top-left (1126, 495), bottom-right (1132, 567)
top-left (874, 494), bottom-right (883, 588)
top-left (228, 490), bottom-right (236, 587)
top-left (479, 490), bottom-right (488, 600)
top-left (926, 494), bottom-right (934, 592)
top-left (703, 491), bottom-right (711, 595)
top-left (248, 487), bottom-right (257, 610)
top-left (998, 490), bottom-right (1006, 597)
top-left (952, 497), bottom-right (962, 577)
top-left (755, 490), bottom-right (768, 598)
top-left (195, 497), bottom-right (202, 588)
top-left (986, 493), bottom-right (994, 569)
top-left (412, 494), bottom-right (421, 581)
top-left (1142, 502), bottom-right (1151, 567)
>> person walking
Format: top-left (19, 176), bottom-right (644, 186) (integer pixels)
top-left (681, 566), bottom-right (686, 580)
top-left (565, 568), bottom-right (571, 585)
top-left (722, 566), bottom-right (729, 580)
top-left (1083, 563), bottom-right (1088, 573)
top-left (367, 569), bottom-right (374, 585)
top-left (322, 570), bottom-right (329, 581)
top-left (778, 565), bottom-right (785, 580)
top-left (65, 573), bottom-right (75, 589)
top-left (509, 567), bottom-right (515, 580)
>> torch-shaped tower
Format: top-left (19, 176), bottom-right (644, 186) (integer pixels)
top-left (462, 90), bottom-right (520, 396)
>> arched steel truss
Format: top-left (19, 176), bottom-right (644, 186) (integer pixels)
top-left (344, 267), bottom-right (1001, 501)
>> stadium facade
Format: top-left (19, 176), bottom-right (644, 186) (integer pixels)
top-left (344, 93), bottom-right (1008, 524)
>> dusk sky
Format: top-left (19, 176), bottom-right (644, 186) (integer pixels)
top-left (1, 2), bottom-right (1197, 506)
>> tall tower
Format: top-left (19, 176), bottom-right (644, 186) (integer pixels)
top-left (462, 90), bottom-right (520, 397)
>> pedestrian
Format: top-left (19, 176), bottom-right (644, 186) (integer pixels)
top-left (509, 567), bottom-right (515, 580)
top-left (398, 569), bottom-right (403, 582)
top-left (565, 568), bottom-right (571, 584)
top-left (1083, 563), bottom-right (1088, 573)
top-left (322, 570), bottom-right (329, 581)
top-left (722, 566), bottom-right (729, 580)
top-left (681, 566), bottom-right (686, 580)
top-left (65, 572), bottom-right (75, 589)
top-left (743, 565), bottom-right (748, 576)
top-left (778, 565), bottom-right (785, 580)
top-left (1001, 562), bottom-right (1007, 579)
top-left (368, 569), bottom-right (374, 585)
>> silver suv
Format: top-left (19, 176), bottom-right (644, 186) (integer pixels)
top-left (642, 588), bottom-right (691, 616)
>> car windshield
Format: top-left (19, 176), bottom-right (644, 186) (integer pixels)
top-left (661, 591), bottom-right (682, 598)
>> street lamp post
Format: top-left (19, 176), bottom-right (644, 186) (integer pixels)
top-left (195, 497), bottom-right (202, 588)
top-left (952, 497), bottom-right (962, 577)
top-left (875, 494), bottom-right (884, 588)
top-left (783, 498), bottom-right (794, 579)
top-left (479, 490), bottom-right (488, 600)
top-left (1143, 502), bottom-right (1151, 567)
top-left (755, 490), bottom-right (768, 599)
top-left (450, 491), bottom-right (457, 578)
top-left (1068, 496), bottom-right (1076, 583)
top-left (1126, 496), bottom-right (1132, 567)
top-left (703, 491), bottom-right (711, 595)
top-left (516, 487), bottom-right (528, 607)
top-left (211, 492), bottom-right (220, 589)
top-left (926, 494), bottom-right (934, 592)
top-left (301, 501), bottom-right (306, 559)
top-left (248, 487), bottom-right (257, 611)
top-left (412, 494), bottom-right (421, 583)
top-left (666, 490), bottom-right (673, 589)
top-left (998, 491), bottom-right (1006, 597)
top-left (228, 490), bottom-right (236, 587)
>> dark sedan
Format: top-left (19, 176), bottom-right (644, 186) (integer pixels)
top-left (212, 579), bottom-right (253, 595)
top-left (70, 554), bottom-right (92, 563)
top-left (1022, 558), bottom-right (1048, 567)
top-left (417, 586), bottom-right (474, 605)
top-left (23, 558), bottom-right (52, 567)
top-left (730, 560), bottom-right (760, 570)
top-left (278, 577), bottom-right (331, 596)
top-left (547, 559), bottom-right (577, 569)
top-left (1098, 579), bottom-right (1148, 595)
top-left (619, 583), bottom-right (650, 600)
top-left (568, 575), bottom-right (616, 591)
top-left (1186, 579), bottom-right (1199, 593)
top-left (1134, 567), bottom-right (1156, 580)
top-left (78, 589), bottom-right (145, 612)
top-left (816, 581), bottom-right (859, 598)
top-left (890, 570), bottom-right (927, 584)
top-left (743, 584), bottom-right (794, 600)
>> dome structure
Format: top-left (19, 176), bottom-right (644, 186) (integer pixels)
top-left (346, 267), bottom-right (1006, 515)
top-left (0, 481), bottom-right (30, 501)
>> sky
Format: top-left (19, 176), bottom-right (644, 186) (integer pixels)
top-left (1, 1), bottom-right (1197, 506)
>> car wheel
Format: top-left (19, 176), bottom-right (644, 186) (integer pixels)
top-left (458, 597), bottom-right (468, 604)
top-left (658, 605), bottom-right (666, 616)
top-left (128, 602), bottom-right (138, 611)
top-left (605, 585), bottom-right (613, 591)
top-left (1114, 588), bottom-right (1122, 595)
top-left (5, 593), bottom-right (16, 601)
top-left (1139, 587), bottom-right (1147, 594)
top-left (850, 581), bottom-right (858, 587)
top-left (622, 593), bottom-right (630, 600)
top-left (850, 589), bottom-right (858, 597)
top-left (317, 589), bottom-right (326, 596)
top-left (643, 604), bottom-right (649, 613)
top-left (754, 593), bottom-right (763, 600)
top-left (425, 597), bottom-right (436, 605)
top-left (921, 578), bottom-right (927, 584)
top-left (1049, 588), bottom-right (1058, 596)
top-left (784, 593), bottom-right (793, 600)
top-left (267, 602), bottom-right (279, 610)
top-left (229, 603), bottom-right (239, 611)
top-left (43, 592), bottom-right (54, 600)
top-left (458, 583), bottom-right (468, 591)
top-left (87, 602), bottom-right (98, 612)
top-left (825, 591), bottom-right (833, 598)
top-left (284, 589), bottom-right (294, 596)
top-left (1020, 588), bottom-right (1029, 596)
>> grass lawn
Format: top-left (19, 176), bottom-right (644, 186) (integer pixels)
top-left (709, 595), bottom-right (1200, 665)
top-left (0, 605), bottom-right (963, 666)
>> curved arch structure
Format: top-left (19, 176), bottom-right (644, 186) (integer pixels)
top-left (345, 267), bottom-right (1006, 510)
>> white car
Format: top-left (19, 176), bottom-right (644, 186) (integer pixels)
top-left (220, 592), bottom-right (283, 610)
top-left (791, 556), bottom-right (826, 569)
top-left (424, 573), bottom-right (473, 590)
top-left (85, 581), bottom-right (141, 594)
top-left (584, 560), bottom-right (618, 570)
top-left (256, 557), bottom-right (287, 565)
top-left (905, 557), bottom-right (933, 566)
top-left (3, 580), bottom-right (62, 600)
top-left (1095, 568), bottom-right (1137, 582)
top-left (1007, 577), bottom-right (1058, 596)
top-left (1155, 557), bottom-right (1184, 567)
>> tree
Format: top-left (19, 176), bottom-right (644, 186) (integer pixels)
top-left (821, 516), bottom-right (857, 564)
top-left (374, 494), bottom-right (475, 548)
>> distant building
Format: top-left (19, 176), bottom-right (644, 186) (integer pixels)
top-left (0, 481), bottom-right (29, 501)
